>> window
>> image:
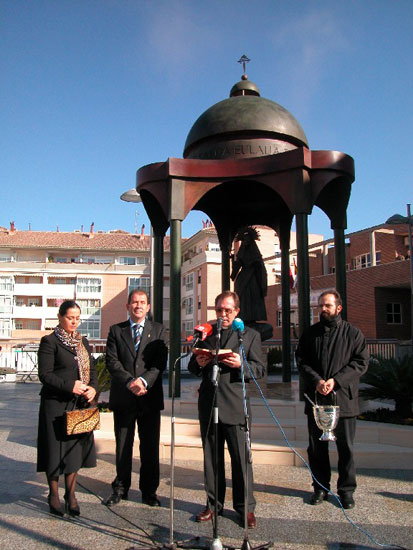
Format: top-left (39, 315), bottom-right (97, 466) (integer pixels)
top-left (81, 256), bottom-right (111, 264)
top-left (128, 277), bottom-right (150, 297)
top-left (78, 319), bottom-right (100, 338)
top-left (184, 273), bottom-right (194, 291)
top-left (45, 319), bottom-right (58, 330)
top-left (54, 257), bottom-right (70, 263)
top-left (76, 278), bottom-right (102, 293)
top-left (28, 297), bottom-right (40, 306)
top-left (276, 311), bottom-right (282, 327)
top-left (0, 276), bottom-right (13, 291)
top-left (119, 256), bottom-right (149, 265)
top-left (0, 255), bottom-right (11, 262)
top-left (183, 297), bottom-right (193, 315)
top-left (387, 303), bottom-right (402, 324)
top-left (48, 276), bottom-right (76, 285)
top-left (0, 295), bottom-right (12, 314)
top-left (15, 275), bottom-right (42, 284)
top-left (0, 319), bottom-right (11, 336)
top-left (77, 299), bottom-right (101, 316)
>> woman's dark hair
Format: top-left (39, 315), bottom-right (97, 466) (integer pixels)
top-left (58, 300), bottom-right (81, 316)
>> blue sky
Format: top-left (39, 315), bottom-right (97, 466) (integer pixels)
top-left (1, 0), bottom-right (412, 239)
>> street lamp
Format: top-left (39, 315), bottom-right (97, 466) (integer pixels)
top-left (120, 188), bottom-right (155, 305)
top-left (386, 204), bottom-right (413, 345)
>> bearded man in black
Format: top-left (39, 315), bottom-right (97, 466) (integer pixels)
top-left (296, 290), bottom-right (369, 509)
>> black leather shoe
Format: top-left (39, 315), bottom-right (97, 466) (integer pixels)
top-left (142, 494), bottom-right (161, 507)
top-left (309, 490), bottom-right (328, 505)
top-left (104, 491), bottom-right (128, 507)
top-left (339, 493), bottom-right (355, 509)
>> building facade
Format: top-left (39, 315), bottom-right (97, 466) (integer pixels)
top-left (0, 223), bottom-right (170, 352)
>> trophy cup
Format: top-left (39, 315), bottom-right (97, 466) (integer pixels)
top-left (305, 391), bottom-right (340, 441)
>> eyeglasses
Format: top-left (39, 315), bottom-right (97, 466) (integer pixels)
top-left (215, 307), bottom-right (235, 315)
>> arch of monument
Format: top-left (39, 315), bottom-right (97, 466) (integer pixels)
top-left (136, 73), bottom-right (355, 395)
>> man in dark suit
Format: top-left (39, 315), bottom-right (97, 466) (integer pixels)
top-left (188, 291), bottom-right (265, 529)
top-left (104, 289), bottom-right (168, 507)
top-left (296, 290), bottom-right (369, 510)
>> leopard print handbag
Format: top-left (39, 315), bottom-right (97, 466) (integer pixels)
top-left (65, 405), bottom-right (100, 435)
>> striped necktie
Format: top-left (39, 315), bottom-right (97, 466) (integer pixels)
top-left (132, 324), bottom-right (141, 351)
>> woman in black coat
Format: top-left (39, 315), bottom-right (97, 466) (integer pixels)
top-left (37, 300), bottom-right (98, 517)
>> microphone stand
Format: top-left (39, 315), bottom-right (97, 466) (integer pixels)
top-left (210, 322), bottom-right (223, 550)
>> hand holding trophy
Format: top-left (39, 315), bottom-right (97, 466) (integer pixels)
top-left (305, 391), bottom-right (340, 441)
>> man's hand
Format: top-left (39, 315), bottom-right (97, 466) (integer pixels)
top-left (316, 378), bottom-right (335, 395)
top-left (221, 352), bottom-right (241, 369)
top-left (128, 378), bottom-right (147, 396)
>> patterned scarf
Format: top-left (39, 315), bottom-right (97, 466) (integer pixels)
top-left (54, 326), bottom-right (91, 385)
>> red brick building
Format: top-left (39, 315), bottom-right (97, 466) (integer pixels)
top-left (267, 223), bottom-right (411, 340)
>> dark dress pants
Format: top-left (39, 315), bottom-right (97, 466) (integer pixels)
top-left (307, 414), bottom-right (357, 496)
top-left (200, 419), bottom-right (256, 515)
top-left (113, 408), bottom-right (160, 496)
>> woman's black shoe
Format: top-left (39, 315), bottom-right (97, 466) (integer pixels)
top-left (64, 493), bottom-right (80, 516)
top-left (48, 495), bottom-right (64, 517)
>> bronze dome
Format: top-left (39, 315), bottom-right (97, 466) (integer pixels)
top-left (183, 78), bottom-right (308, 160)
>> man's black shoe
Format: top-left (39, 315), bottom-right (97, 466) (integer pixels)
top-left (103, 491), bottom-right (128, 507)
top-left (339, 493), bottom-right (355, 509)
top-left (309, 490), bottom-right (328, 505)
top-left (142, 494), bottom-right (161, 507)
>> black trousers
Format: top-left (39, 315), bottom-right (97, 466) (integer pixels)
top-left (112, 408), bottom-right (160, 496)
top-left (307, 414), bottom-right (357, 496)
top-left (200, 419), bottom-right (256, 515)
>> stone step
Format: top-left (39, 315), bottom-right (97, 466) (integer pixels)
top-left (95, 434), bottom-right (413, 469)
top-left (95, 411), bottom-right (413, 469)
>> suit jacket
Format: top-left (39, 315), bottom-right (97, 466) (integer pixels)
top-left (38, 332), bottom-right (97, 401)
top-left (296, 317), bottom-right (369, 417)
top-left (106, 319), bottom-right (168, 414)
top-left (188, 325), bottom-right (265, 425)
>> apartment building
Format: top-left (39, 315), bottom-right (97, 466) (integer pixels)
top-left (0, 223), bottom-right (170, 352)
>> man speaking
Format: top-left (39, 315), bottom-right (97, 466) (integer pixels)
top-left (188, 291), bottom-right (265, 529)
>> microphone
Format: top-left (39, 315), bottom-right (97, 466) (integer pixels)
top-left (216, 317), bottom-right (223, 340)
top-left (232, 317), bottom-right (244, 343)
top-left (232, 318), bottom-right (244, 332)
top-left (187, 322), bottom-right (213, 350)
top-left (186, 323), bottom-right (213, 343)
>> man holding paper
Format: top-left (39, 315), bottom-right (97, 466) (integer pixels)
top-left (188, 290), bottom-right (265, 529)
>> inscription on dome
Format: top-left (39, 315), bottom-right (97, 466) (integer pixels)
top-left (187, 139), bottom-right (297, 160)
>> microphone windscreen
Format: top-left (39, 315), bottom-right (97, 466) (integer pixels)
top-left (232, 317), bottom-right (244, 332)
top-left (216, 318), bottom-right (223, 331)
top-left (193, 322), bottom-right (213, 341)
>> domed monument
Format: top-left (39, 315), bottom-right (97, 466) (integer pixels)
top-left (137, 57), bottom-right (355, 393)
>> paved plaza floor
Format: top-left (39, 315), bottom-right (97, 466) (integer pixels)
top-left (0, 382), bottom-right (412, 550)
